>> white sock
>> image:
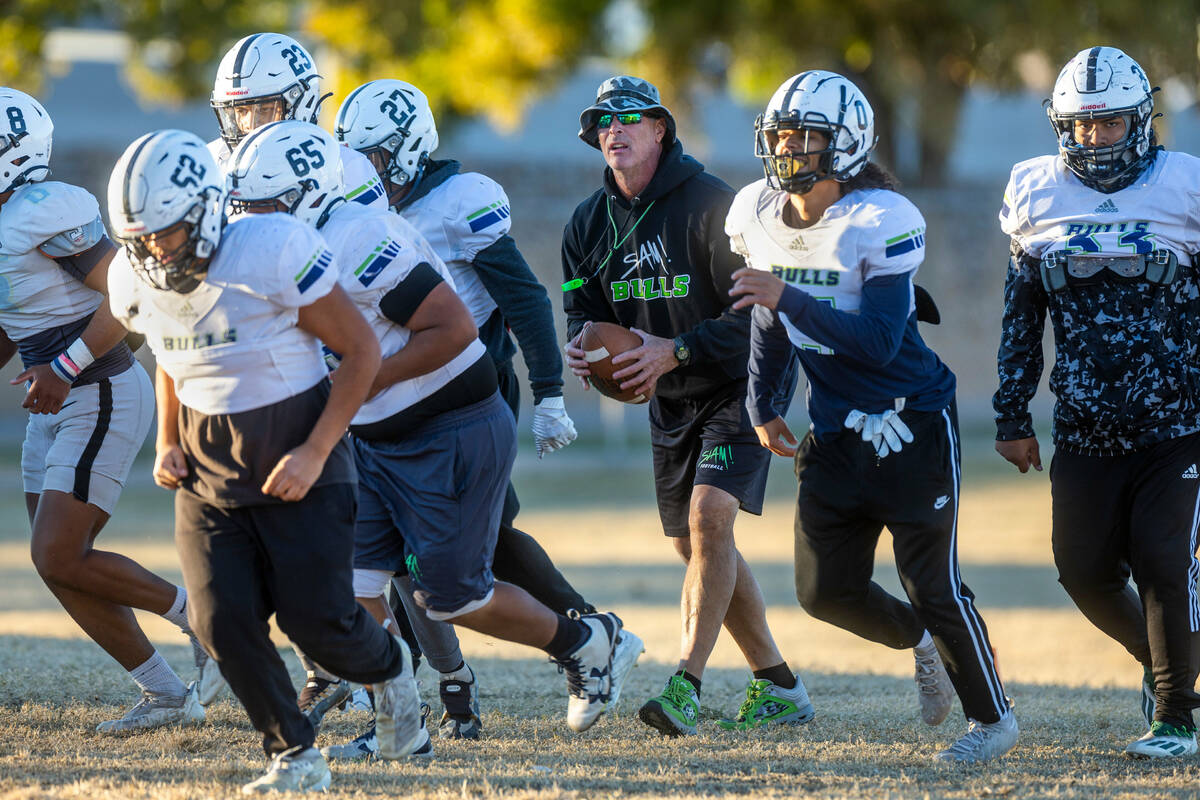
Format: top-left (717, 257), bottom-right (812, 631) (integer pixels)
top-left (441, 662), bottom-right (474, 684)
top-left (162, 586), bottom-right (189, 632)
top-left (130, 651), bottom-right (187, 696)
top-left (917, 630), bottom-right (934, 650)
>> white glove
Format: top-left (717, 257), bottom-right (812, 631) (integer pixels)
top-left (532, 396), bottom-right (577, 458)
top-left (843, 403), bottom-right (914, 458)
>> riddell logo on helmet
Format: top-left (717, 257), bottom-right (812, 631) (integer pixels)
top-left (1079, 103), bottom-right (1108, 110)
top-left (224, 88), bottom-right (250, 97)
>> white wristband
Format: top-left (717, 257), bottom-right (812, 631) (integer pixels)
top-left (50, 338), bottom-right (96, 384)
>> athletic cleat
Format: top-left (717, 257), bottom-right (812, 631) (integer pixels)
top-left (297, 674), bottom-right (352, 734)
top-left (375, 639), bottom-right (423, 759)
top-left (717, 675), bottom-right (814, 731)
top-left (914, 639), bottom-right (955, 726)
top-left (241, 746), bottom-right (331, 794)
top-left (639, 674), bottom-right (700, 736)
top-left (96, 681), bottom-right (205, 734)
top-left (322, 704), bottom-right (433, 761)
top-left (554, 611), bottom-right (625, 732)
top-left (190, 634), bottom-right (226, 707)
top-left (934, 709), bottom-right (1018, 764)
top-left (607, 629), bottom-right (644, 712)
top-left (1141, 667), bottom-right (1157, 730)
top-left (438, 665), bottom-right (481, 740)
top-left (1125, 721), bottom-right (1198, 758)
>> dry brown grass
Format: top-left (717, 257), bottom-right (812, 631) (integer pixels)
top-left (1, 458), bottom-right (1198, 799)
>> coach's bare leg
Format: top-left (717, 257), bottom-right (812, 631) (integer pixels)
top-left (446, 582), bottom-right (558, 647)
top-left (27, 490), bottom-right (175, 669)
top-left (676, 485), bottom-right (783, 678)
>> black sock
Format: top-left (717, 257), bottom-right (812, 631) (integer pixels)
top-left (753, 663), bottom-right (796, 690)
top-left (676, 669), bottom-right (702, 695)
top-left (544, 615), bottom-right (588, 660)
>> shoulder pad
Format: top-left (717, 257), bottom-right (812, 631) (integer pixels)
top-left (725, 178), bottom-right (772, 239)
top-left (340, 146), bottom-right (387, 210)
top-left (444, 173), bottom-right (511, 259)
top-left (0, 182), bottom-right (101, 255)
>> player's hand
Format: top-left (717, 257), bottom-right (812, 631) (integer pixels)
top-left (611, 328), bottom-right (674, 398)
top-left (996, 436), bottom-right (1042, 473)
top-left (564, 323), bottom-right (592, 390)
top-left (153, 444), bottom-right (189, 490)
top-left (12, 364), bottom-right (71, 415)
top-left (755, 416), bottom-right (798, 457)
top-left (532, 396), bottom-right (577, 458)
top-left (262, 441), bottom-right (327, 502)
top-left (730, 267), bottom-right (786, 311)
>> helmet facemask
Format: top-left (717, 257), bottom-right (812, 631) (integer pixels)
top-left (124, 198), bottom-right (217, 294)
top-left (1048, 101), bottom-right (1154, 192)
top-left (755, 115), bottom-right (846, 195)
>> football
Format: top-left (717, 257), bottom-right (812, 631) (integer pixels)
top-left (579, 322), bottom-right (653, 404)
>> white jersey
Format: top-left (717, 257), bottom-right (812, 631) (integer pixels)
top-left (0, 181), bottom-right (105, 340)
top-left (319, 202), bottom-right (485, 425)
top-left (1000, 151), bottom-right (1200, 262)
top-left (726, 179), bottom-right (923, 355)
top-left (108, 213), bottom-right (337, 415)
top-left (208, 137), bottom-right (387, 211)
top-left (398, 171), bottom-right (511, 327)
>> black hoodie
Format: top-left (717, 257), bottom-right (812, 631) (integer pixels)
top-left (562, 140), bottom-right (751, 401)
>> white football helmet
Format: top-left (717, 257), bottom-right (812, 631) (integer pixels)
top-left (108, 130), bottom-right (225, 293)
top-left (754, 70), bottom-right (875, 195)
top-left (1047, 46), bottom-right (1156, 193)
top-left (210, 33), bottom-right (325, 148)
top-left (227, 120), bottom-right (344, 228)
top-left (0, 88), bottom-right (52, 193)
top-left (335, 79), bottom-right (438, 190)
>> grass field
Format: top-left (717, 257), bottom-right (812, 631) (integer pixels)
top-left (1, 442), bottom-right (1198, 799)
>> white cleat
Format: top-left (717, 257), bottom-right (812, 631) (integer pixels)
top-left (241, 746), bottom-right (331, 794)
top-left (555, 611), bottom-right (625, 732)
top-left (96, 681), bottom-right (205, 734)
top-left (914, 638), bottom-right (955, 726)
top-left (934, 708), bottom-right (1018, 764)
top-left (374, 638), bottom-right (423, 759)
top-left (607, 628), bottom-right (644, 712)
top-left (1125, 722), bottom-right (1198, 759)
top-left (190, 635), bottom-right (226, 707)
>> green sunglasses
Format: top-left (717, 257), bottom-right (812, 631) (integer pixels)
top-left (597, 112), bottom-right (646, 128)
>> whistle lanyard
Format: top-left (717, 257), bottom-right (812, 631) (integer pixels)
top-left (562, 196), bottom-right (656, 291)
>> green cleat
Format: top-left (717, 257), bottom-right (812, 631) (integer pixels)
top-left (639, 674), bottom-right (700, 736)
top-left (717, 676), bottom-right (814, 731)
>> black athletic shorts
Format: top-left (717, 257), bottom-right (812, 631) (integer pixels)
top-left (650, 379), bottom-right (771, 537)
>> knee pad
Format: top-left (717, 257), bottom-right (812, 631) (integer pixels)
top-left (353, 568), bottom-right (393, 599)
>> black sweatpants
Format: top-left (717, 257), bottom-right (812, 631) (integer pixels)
top-left (794, 402), bottom-right (1008, 723)
top-left (175, 483), bottom-right (406, 756)
top-left (1051, 433), bottom-right (1200, 729)
top-left (488, 361), bottom-right (592, 614)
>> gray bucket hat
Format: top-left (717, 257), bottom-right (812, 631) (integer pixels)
top-left (578, 75), bottom-right (676, 150)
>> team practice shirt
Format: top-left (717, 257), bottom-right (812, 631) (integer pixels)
top-left (0, 181), bottom-right (105, 340)
top-left (995, 150), bottom-right (1200, 453)
top-left (396, 170), bottom-right (510, 327)
top-left (728, 180), bottom-right (954, 435)
top-left (108, 213), bottom-right (336, 415)
top-left (318, 202), bottom-right (485, 425)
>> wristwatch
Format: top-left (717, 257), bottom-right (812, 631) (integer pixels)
top-left (672, 336), bottom-right (692, 366)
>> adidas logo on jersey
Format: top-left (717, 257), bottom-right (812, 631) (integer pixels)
top-left (1094, 199), bottom-right (1119, 214)
top-left (1183, 464), bottom-right (1198, 479)
top-left (788, 234), bottom-right (808, 251)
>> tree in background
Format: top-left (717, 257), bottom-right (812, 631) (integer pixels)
top-left (1, 0), bottom-right (1196, 184)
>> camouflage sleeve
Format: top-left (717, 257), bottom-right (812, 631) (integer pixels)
top-left (993, 238), bottom-right (1047, 441)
